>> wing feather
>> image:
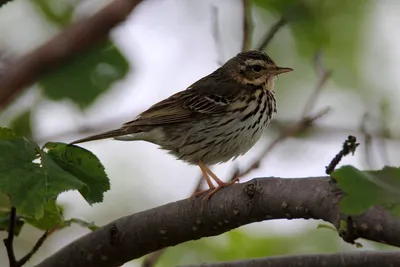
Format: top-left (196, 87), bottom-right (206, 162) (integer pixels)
top-left (122, 72), bottom-right (244, 127)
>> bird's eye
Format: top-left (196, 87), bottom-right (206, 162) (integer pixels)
top-left (251, 65), bottom-right (262, 72)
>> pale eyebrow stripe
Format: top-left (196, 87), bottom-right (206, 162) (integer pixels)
top-left (244, 59), bottom-right (267, 66)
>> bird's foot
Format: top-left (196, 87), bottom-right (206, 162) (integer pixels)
top-left (193, 177), bottom-right (240, 200)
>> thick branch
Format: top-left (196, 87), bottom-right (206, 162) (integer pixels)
top-left (180, 251), bottom-right (400, 267)
top-left (0, 0), bottom-right (143, 110)
top-left (35, 177), bottom-right (400, 267)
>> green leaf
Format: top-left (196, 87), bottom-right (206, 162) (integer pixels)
top-left (31, 0), bottom-right (75, 27)
top-left (332, 165), bottom-right (400, 216)
top-left (254, 0), bottom-right (372, 90)
top-left (25, 200), bottom-right (64, 230)
top-left (0, 128), bottom-right (109, 218)
top-left (44, 142), bottom-right (110, 203)
top-left (39, 40), bottom-right (130, 109)
top-left (8, 110), bottom-right (32, 139)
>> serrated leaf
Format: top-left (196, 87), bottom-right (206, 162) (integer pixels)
top-left (0, 128), bottom-right (78, 217)
top-left (39, 40), bottom-right (130, 109)
top-left (25, 199), bottom-right (63, 230)
top-left (9, 110), bottom-right (32, 139)
top-left (45, 142), bottom-right (110, 203)
top-left (0, 128), bottom-right (109, 218)
top-left (332, 165), bottom-right (400, 216)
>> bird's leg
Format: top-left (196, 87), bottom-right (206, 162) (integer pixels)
top-left (191, 162), bottom-right (216, 198)
top-left (198, 162), bottom-right (240, 200)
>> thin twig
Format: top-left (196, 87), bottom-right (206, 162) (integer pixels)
top-left (325, 135), bottom-right (360, 246)
top-left (325, 135), bottom-right (359, 175)
top-left (0, 0), bottom-right (143, 110)
top-left (360, 112), bottom-right (374, 168)
top-left (210, 5), bottom-right (224, 66)
top-left (256, 17), bottom-right (287, 51)
top-left (3, 207), bottom-right (17, 267)
top-left (229, 108), bottom-right (330, 181)
top-left (241, 0), bottom-right (252, 52)
top-left (18, 230), bottom-right (49, 266)
top-left (377, 99), bottom-right (391, 166)
top-left (301, 52), bottom-right (332, 117)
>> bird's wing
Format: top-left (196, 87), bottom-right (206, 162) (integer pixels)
top-left (123, 78), bottom-right (242, 127)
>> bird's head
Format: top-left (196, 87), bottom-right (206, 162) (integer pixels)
top-left (226, 50), bottom-right (293, 90)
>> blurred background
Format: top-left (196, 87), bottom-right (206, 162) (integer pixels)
top-left (0, 0), bottom-right (400, 266)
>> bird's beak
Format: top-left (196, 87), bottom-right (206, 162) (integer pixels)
top-left (271, 67), bottom-right (293, 75)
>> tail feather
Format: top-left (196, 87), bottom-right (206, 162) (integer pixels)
top-left (70, 129), bottom-right (125, 145)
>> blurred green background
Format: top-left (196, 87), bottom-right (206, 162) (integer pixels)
top-left (0, 0), bottom-right (399, 266)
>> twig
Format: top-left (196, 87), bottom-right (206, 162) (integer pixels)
top-left (325, 135), bottom-right (359, 175)
top-left (256, 17), bottom-right (287, 51)
top-left (230, 52), bottom-right (332, 181)
top-left (301, 52), bottom-right (332, 117)
top-left (377, 99), bottom-right (391, 166)
top-left (325, 135), bottom-right (360, 246)
top-left (3, 207), bottom-right (17, 267)
top-left (360, 112), bottom-right (374, 168)
top-left (0, 0), bottom-right (143, 110)
top-left (18, 230), bottom-right (49, 266)
top-left (210, 5), bottom-right (224, 66)
top-left (229, 108), bottom-right (330, 181)
top-left (241, 0), bottom-right (252, 52)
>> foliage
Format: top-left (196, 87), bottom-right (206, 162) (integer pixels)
top-left (39, 40), bottom-right (130, 109)
top-left (254, 0), bottom-right (372, 90)
top-left (0, 128), bottom-right (106, 233)
top-left (332, 165), bottom-right (400, 216)
top-left (30, 0), bottom-right (130, 109)
top-left (155, 227), bottom-right (342, 266)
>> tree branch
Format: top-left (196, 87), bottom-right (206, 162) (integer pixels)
top-left (179, 251), bottom-right (400, 267)
top-left (0, 0), bottom-right (144, 110)
top-left (34, 177), bottom-right (400, 267)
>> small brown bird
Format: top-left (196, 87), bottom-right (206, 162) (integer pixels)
top-left (71, 50), bottom-right (292, 199)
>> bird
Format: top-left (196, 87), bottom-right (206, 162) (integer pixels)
top-left (70, 50), bottom-right (293, 199)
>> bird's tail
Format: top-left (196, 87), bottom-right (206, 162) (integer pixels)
top-left (70, 129), bottom-right (126, 145)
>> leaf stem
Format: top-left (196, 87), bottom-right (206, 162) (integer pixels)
top-left (3, 206), bottom-right (17, 267)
